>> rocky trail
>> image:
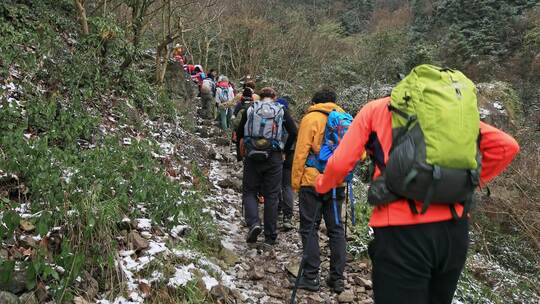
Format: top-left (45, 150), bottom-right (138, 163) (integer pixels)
top-left (198, 110), bottom-right (375, 304)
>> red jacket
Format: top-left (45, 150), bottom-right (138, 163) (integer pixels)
top-left (315, 97), bottom-right (520, 227)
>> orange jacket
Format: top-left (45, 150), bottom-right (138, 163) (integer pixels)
top-left (292, 102), bottom-right (346, 191)
top-left (315, 97), bottom-right (520, 227)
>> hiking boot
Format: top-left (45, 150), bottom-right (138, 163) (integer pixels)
top-left (246, 225), bottom-right (262, 243)
top-left (297, 276), bottom-right (320, 292)
top-left (264, 238), bottom-right (277, 246)
top-left (282, 217), bottom-right (294, 231)
top-left (326, 278), bottom-right (345, 293)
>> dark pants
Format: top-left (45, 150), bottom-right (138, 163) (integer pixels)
top-left (200, 92), bottom-right (214, 119)
top-left (278, 166), bottom-right (293, 219)
top-left (242, 152), bottom-right (283, 241)
top-left (369, 219), bottom-right (469, 304)
top-left (299, 187), bottom-right (346, 281)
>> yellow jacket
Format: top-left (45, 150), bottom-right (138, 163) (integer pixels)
top-left (291, 102), bottom-right (345, 192)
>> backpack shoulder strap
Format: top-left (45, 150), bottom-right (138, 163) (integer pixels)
top-left (309, 110), bottom-right (330, 116)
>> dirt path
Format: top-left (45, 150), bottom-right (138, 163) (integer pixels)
top-left (201, 118), bottom-right (375, 304)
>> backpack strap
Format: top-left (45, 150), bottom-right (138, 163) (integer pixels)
top-left (310, 110), bottom-right (330, 116)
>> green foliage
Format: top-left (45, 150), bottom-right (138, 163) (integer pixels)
top-left (431, 0), bottom-right (529, 68)
top-left (340, 0), bottom-right (375, 35)
top-left (347, 181), bottom-right (372, 257)
top-left (0, 0), bottom-right (219, 300)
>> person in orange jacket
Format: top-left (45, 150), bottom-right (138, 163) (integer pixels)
top-left (314, 96), bottom-right (520, 303)
top-left (291, 88), bottom-right (347, 293)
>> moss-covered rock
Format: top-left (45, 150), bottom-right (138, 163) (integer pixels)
top-left (476, 81), bottom-right (522, 131)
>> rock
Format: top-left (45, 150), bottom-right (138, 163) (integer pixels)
top-left (307, 293), bottom-right (324, 302)
top-left (0, 249), bottom-right (8, 259)
top-left (217, 178), bottom-right (242, 192)
top-left (219, 247), bottom-right (238, 267)
top-left (337, 290), bottom-right (355, 303)
top-left (73, 296), bottom-right (91, 304)
top-left (267, 285), bottom-right (283, 299)
top-left (81, 271), bottom-right (99, 300)
top-left (249, 265), bottom-right (265, 280)
top-left (140, 231), bottom-right (152, 239)
top-left (0, 271), bottom-right (26, 294)
top-left (210, 284), bottom-right (232, 303)
top-left (19, 235), bottom-right (38, 248)
top-left (356, 286), bottom-right (366, 293)
top-left (357, 277), bottom-right (372, 289)
top-left (359, 298), bottom-right (374, 304)
top-left (266, 265), bottom-right (278, 274)
top-left (0, 291), bottom-right (19, 304)
top-left (285, 261), bottom-right (300, 277)
top-left (212, 137), bottom-right (230, 147)
top-left (19, 292), bottom-right (38, 304)
top-left (237, 270), bottom-right (247, 279)
top-left (19, 220), bottom-right (35, 232)
top-left (129, 231), bottom-right (149, 251)
top-left (231, 288), bottom-right (245, 303)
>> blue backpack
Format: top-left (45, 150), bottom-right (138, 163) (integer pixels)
top-left (306, 110), bottom-right (355, 225)
top-left (306, 110), bottom-right (353, 175)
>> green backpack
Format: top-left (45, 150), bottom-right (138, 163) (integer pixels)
top-left (368, 64), bottom-right (481, 216)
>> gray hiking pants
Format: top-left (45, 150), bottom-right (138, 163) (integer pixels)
top-left (299, 186), bottom-right (346, 281)
top-left (200, 92), bottom-right (214, 120)
top-left (242, 151), bottom-right (283, 242)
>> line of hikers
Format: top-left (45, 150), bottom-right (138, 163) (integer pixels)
top-left (195, 64), bottom-right (520, 303)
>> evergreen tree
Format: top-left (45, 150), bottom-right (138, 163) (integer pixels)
top-left (340, 0), bottom-right (375, 35)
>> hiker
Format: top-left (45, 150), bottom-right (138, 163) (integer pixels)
top-left (276, 96), bottom-right (295, 230)
top-left (215, 75), bottom-right (235, 130)
top-left (191, 65), bottom-right (205, 85)
top-left (231, 87), bottom-right (256, 149)
top-left (235, 87), bottom-right (297, 245)
top-left (200, 76), bottom-right (216, 119)
top-left (314, 65), bottom-right (520, 303)
top-left (207, 69), bottom-right (218, 82)
top-left (172, 44), bottom-right (187, 65)
top-left (291, 88), bottom-right (347, 293)
top-left (233, 80), bottom-right (260, 104)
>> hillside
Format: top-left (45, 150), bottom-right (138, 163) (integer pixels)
top-left (1, 0), bottom-right (539, 303)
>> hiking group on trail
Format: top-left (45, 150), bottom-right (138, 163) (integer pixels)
top-left (182, 54), bottom-right (520, 303)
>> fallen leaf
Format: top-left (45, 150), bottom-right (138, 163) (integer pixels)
top-left (139, 281), bottom-right (151, 298)
top-left (19, 219), bottom-right (35, 232)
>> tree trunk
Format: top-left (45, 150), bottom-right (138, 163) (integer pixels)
top-left (74, 0), bottom-right (89, 35)
top-left (155, 36), bottom-right (174, 84)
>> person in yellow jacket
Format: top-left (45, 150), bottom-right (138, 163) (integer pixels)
top-left (291, 88), bottom-right (347, 293)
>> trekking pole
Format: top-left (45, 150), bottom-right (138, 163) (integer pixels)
top-left (290, 201), bottom-right (323, 304)
top-left (344, 184), bottom-right (349, 240)
top-left (348, 182), bottom-right (356, 226)
top-left (332, 188), bottom-right (340, 225)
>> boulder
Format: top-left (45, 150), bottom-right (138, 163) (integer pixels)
top-left (0, 292), bottom-right (19, 304)
top-left (0, 271), bottom-right (26, 294)
top-left (19, 292), bottom-right (38, 304)
top-left (337, 290), bottom-right (355, 303)
top-left (476, 81), bottom-right (521, 131)
top-left (249, 265), bottom-right (265, 280)
top-left (129, 231), bottom-right (149, 251)
top-left (218, 247), bottom-right (239, 267)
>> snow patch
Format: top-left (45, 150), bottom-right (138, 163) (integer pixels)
top-left (168, 263), bottom-right (196, 287)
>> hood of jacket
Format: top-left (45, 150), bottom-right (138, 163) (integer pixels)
top-left (306, 102), bottom-right (345, 114)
